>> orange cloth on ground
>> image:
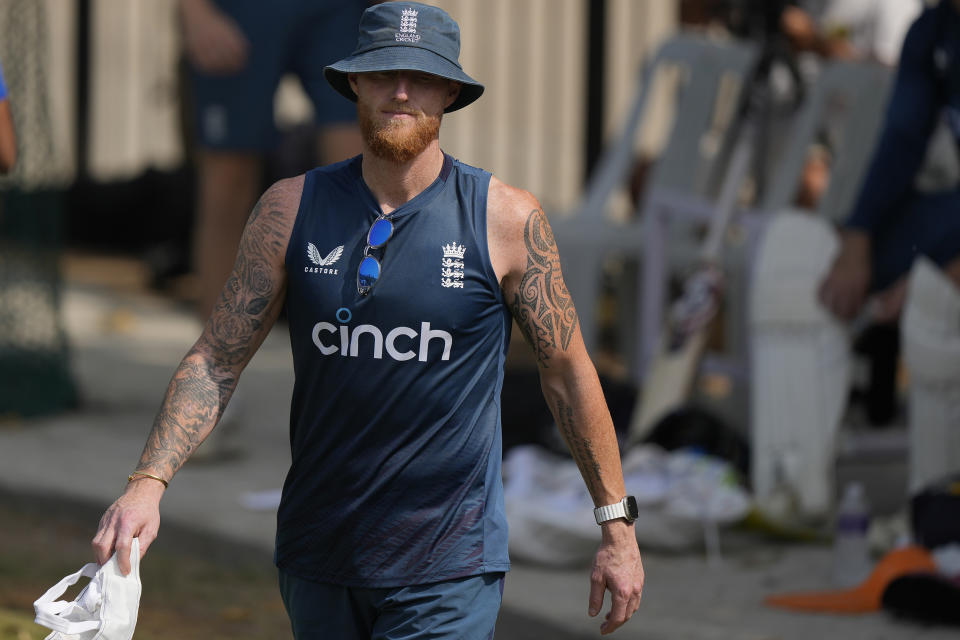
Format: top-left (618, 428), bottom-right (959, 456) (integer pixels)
top-left (764, 546), bottom-right (938, 614)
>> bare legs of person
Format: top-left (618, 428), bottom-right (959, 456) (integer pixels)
top-left (193, 150), bottom-right (262, 323)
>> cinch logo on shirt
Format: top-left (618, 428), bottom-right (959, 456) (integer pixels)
top-left (311, 308), bottom-right (452, 362)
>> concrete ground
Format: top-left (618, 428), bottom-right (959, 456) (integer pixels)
top-left (1, 254), bottom-right (956, 639)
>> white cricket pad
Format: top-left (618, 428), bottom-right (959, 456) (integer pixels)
top-left (749, 211), bottom-right (851, 518)
top-left (902, 257), bottom-right (960, 493)
top-left (34, 538), bottom-right (142, 640)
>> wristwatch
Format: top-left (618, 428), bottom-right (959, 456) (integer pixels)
top-left (594, 496), bottom-right (639, 525)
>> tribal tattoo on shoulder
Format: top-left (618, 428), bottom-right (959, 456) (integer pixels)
top-left (510, 208), bottom-right (579, 367)
top-left (137, 189), bottom-right (290, 477)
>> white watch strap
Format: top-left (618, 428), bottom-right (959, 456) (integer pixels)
top-left (594, 499), bottom-right (627, 525)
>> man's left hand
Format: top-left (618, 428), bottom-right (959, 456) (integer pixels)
top-left (589, 520), bottom-right (644, 635)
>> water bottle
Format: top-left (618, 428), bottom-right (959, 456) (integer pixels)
top-left (833, 482), bottom-right (872, 588)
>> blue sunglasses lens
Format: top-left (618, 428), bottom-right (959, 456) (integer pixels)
top-left (357, 255), bottom-right (381, 295)
top-left (367, 218), bottom-right (394, 248)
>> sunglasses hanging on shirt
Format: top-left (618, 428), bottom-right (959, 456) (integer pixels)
top-left (357, 215), bottom-right (394, 296)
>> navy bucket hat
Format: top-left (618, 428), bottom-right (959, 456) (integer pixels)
top-left (324, 2), bottom-right (484, 113)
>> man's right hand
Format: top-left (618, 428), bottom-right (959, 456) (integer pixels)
top-left (589, 521), bottom-right (644, 635)
top-left (819, 230), bottom-right (872, 321)
top-left (91, 478), bottom-right (164, 575)
top-left (179, 0), bottom-right (249, 74)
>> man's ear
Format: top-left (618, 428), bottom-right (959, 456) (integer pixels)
top-left (445, 82), bottom-right (462, 109)
top-left (348, 73), bottom-right (360, 96)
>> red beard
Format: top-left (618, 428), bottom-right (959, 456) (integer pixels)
top-left (357, 100), bottom-right (442, 164)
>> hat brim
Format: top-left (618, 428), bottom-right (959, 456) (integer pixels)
top-left (324, 46), bottom-right (484, 113)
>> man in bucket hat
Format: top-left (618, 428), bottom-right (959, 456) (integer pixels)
top-left (92, 3), bottom-right (644, 637)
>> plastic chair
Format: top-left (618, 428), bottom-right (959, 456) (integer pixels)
top-left (552, 32), bottom-right (759, 381)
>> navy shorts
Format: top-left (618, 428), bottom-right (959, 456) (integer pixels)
top-left (278, 570), bottom-right (505, 640)
top-left (189, 0), bottom-right (365, 150)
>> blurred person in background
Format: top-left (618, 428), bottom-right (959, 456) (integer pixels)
top-left (780, 0), bottom-right (923, 210)
top-left (819, 0), bottom-right (955, 332)
top-left (747, 0), bottom-right (946, 521)
top-left (179, 0), bottom-right (368, 322)
top-left (0, 57), bottom-right (16, 173)
top-left (782, 0), bottom-right (929, 430)
top-left (819, 0), bottom-right (960, 491)
top-left (178, 0), bottom-right (368, 455)
top-left (681, 1), bottom-right (922, 210)
top-left (780, 0), bottom-right (922, 66)
top-left (92, 3), bottom-right (644, 637)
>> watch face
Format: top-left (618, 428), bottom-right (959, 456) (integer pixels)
top-left (625, 496), bottom-right (639, 521)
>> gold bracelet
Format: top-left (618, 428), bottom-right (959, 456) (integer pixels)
top-left (127, 471), bottom-right (169, 489)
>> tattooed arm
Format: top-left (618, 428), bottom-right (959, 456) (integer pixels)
top-left (487, 177), bottom-right (643, 635)
top-left (92, 176), bottom-right (302, 573)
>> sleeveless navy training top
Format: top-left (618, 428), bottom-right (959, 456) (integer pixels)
top-left (276, 153), bottom-right (512, 587)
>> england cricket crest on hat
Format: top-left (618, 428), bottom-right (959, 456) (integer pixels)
top-left (396, 7), bottom-right (421, 43)
top-left (441, 241), bottom-right (465, 289)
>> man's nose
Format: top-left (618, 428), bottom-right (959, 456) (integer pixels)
top-left (391, 73), bottom-right (411, 100)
